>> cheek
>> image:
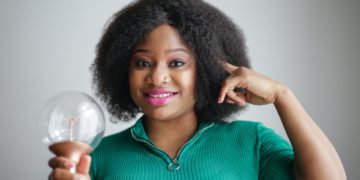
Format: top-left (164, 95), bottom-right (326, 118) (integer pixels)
top-left (128, 69), bottom-right (142, 97)
top-left (178, 69), bottom-right (196, 97)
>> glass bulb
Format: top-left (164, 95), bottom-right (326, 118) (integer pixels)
top-left (41, 91), bottom-right (105, 173)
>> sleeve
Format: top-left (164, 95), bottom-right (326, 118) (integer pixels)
top-left (256, 123), bottom-right (295, 180)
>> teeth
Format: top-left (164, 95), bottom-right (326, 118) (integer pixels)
top-left (148, 93), bottom-right (173, 98)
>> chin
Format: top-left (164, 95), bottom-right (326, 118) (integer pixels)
top-left (143, 108), bottom-right (176, 121)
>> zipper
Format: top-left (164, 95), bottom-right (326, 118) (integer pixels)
top-left (172, 122), bottom-right (214, 161)
top-left (131, 122), bottom-right (215, 171)
top-left (131, 130), bottom-right (172, 163)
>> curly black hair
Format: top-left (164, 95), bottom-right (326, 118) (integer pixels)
top-left (91, 0), bottom-right (250, 122)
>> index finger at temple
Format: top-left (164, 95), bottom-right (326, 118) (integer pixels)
top-left (223, 62), bottom-right (239, 73)
top-left (218, 83), bottom-right (231, 103)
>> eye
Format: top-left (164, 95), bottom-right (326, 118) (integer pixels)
top-left (169, 59), bottom-right (185, 68)
top-left (135, 59), bottom-right (151, 68)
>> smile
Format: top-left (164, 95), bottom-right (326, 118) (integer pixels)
top-left (147, 93), bottom-right (174, 98)
top-left (143, 89), bottom-right (179, 106)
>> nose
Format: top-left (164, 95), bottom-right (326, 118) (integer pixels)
top-left (146, 63), bottom-right (170, 86)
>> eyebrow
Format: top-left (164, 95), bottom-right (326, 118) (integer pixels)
top-left (133, 48), bottom-right (191, 54)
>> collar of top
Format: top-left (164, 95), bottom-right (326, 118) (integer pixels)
top-left (130, 115), bottom-right (215, 170)
top-left (130, 115), bottom-right (214, 141)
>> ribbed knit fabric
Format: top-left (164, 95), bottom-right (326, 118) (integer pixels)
top-left (90, 117), bottom-right (294, 180)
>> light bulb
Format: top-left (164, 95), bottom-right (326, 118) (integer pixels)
top-left (41, 91), bottom-right (105, 173)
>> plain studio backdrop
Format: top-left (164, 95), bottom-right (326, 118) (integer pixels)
top-left (0, 0), bottom-right (359, 179)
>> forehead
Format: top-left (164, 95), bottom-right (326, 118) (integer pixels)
top-left (136, 24), bottom-right (189, 51)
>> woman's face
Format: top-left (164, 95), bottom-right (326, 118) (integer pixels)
top-left (129, 24), bottom-right (196, 121)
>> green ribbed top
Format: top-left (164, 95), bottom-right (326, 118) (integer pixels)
top-left (90, 117), bottom-right (294, 180)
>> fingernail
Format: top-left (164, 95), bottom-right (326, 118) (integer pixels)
top-left (217, 97), bottom-right (222, 103)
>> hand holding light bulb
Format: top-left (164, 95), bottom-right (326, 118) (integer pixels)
top-left (41, 91), bottom-right (105, 179)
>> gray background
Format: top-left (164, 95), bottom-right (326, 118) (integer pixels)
top-left (1, 0), bottom-right (359, 179)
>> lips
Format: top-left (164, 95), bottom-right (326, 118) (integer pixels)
top-left (143, 89), bottom-right (178, 106)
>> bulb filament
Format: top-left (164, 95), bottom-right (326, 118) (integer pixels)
top-left (66, 116), bottom-right (79, 141)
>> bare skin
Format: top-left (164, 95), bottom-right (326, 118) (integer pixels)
top-left (48, 25), bottom-right (346, 179)
top-left (48, 65), bottom-right (347, 180)
top-left (218, 63), bottom-right (347, 179)
top-left (48, 24), bottom-right (199, 179)
top-left (48, 155), bottom-right (90, 180)
top-left (144, 112), bottom-right (198, 158)
top-left (128, 24), bottom-right (198, 159)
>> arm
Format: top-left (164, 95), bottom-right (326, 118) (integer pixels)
top-left (218, 63), bottom-right (346, 179)
top-left (274, 86), bottom-right (346, 179)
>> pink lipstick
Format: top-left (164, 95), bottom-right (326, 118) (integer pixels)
top-left (143, 89), bottom-right (178, 106)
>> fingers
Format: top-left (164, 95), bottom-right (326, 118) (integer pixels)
top-left (77, 155), bottom-right (91, 175)
top-left (48, 157), bottom-right (74, 169)
top-left (219, 64), bottom-right (249, 104)
top-left (225, 97), bottom-right (236, 104)
top-left (49, 168), bottom-right (89, 180)
top-left (49, 168), bottom-right (72, 180)
top-left (218, 77), bottom-right (237, 103)
top-left (218, 82), bottom-right (231, 103)
top-left (218, 76), bottom-right (248, 103)
top-left (226, 90), bottom-right (247, 106)
top-left (225, 96), bottom-right (247, 106)
top-left (48, 155), bottom-right (91, 180)
top-left (220, 65), bottom-right (281, 105)
top-left (223, 62), bottom-right (238, 73)
top-left (218, 67), bottom-right (248, 105)
top-left (48, 155), bottom-right (91, 173)
top-left (218, 81), bottom-right (247, 106)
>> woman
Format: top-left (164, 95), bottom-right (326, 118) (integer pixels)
top-left (48, 0), bottom-right (346, 179)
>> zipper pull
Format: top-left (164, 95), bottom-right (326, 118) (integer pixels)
top-left (167, 158), bottom-right (181, 171)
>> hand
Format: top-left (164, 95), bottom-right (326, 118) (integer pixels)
top-left (48, 155), bottom-right (91, 180)
top-left (218, 62), bottom-right (286, 106)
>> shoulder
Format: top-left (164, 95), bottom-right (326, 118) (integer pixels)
top-left (90, 127), bottom-right (134, 178)
top-left (104, 128), bottom-right (131, 142)
top-left (211, 120), bottom-right (264, 134)
top-left (208, 120), bottom-right (281, 144)
top-left (91, 127), bottom-right (133, 156)
top-left (203, 120), bottom-right (265, 145)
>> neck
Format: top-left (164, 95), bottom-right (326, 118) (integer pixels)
top-left (144, 112), bottom-right (198, 143)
